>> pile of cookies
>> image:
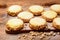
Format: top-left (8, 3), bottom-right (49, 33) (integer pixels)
top-left (6, 4), bottom-right (60, 32)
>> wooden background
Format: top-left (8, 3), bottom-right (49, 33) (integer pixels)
top-left (0, 0), bottom-right (60, 40)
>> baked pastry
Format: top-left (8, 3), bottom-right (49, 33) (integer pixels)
top-left (7, 5), bottom-right (23, 16)
top-left (29, 5), bottom-right (44, 15)
top-left (42, 10), bottom-right (57, 22)
top-left (29, 17), bottom-right (46, 30)
top-left (6, 18), bottom-right (24, 31)
top-left (17, 11), bottom-right (34, 23)
top-left (52, 17), bottom-right (60, 29)
top-left (50, 4), bottom-right (60, 14)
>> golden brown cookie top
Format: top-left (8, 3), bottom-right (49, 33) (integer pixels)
top-left (50, 4), bottom-right (60, 13)
top-left (42, 10), bottom-right (57, 19)
top-left (6, 18), bottom-right (24, 29)
top-left (18, 11), bottom-right (34, 19)
top-left (29, 5), bottom-right (44, 13)
top-left (7, 5), bottom-right (22, 13)
top-left (53, 18), bottom-right (60, 25)
top-left (29, 17), bottom-right (46, 26)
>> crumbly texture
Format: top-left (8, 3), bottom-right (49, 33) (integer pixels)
top-left (42, 10), bottom-right (57, 22)
top-left (53, 18), bottom-right (60, 29)
top-left (6, 18), bottom-right (24, 31)
top-left (17, 11), bottom-right (34, 23)
top-left (18, 31), bottom-right (60, 40)
top-left (29, 5), bottom-right (44, 15)
top-left (50, 4), bottom-right (60, 14)
top-left (7, 5), bottom-right (23, 16)
top-left (29, 17), bottom-right (47, 30)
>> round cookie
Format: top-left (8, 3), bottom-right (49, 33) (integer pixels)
top-left (50, 4), bottom-right (60, 14)
top-left (7, 5), bottom-right (23, 16)
top-left (52, 17), bottom-right (60, 29)
top-left (17, 11), bottom-right (34, 23)
top-left (42, 10), bottom-right (57, 22)
top-left (6, 18), bottom-right (24, 31)
top-left (29, 17), bottom-right (47, 30)
top-left (29, 5), bottom-right (44, 15)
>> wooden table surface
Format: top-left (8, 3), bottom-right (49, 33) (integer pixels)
top-left (0, 0), bottom-right (60, 40)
